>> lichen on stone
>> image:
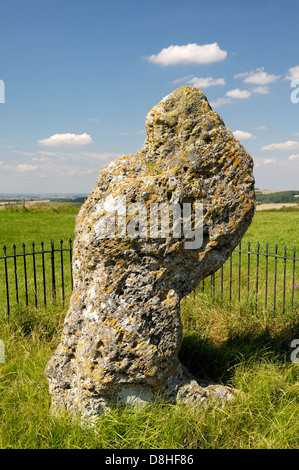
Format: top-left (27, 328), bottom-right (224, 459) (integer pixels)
top-left (45, 86), bottom-right (255, 421)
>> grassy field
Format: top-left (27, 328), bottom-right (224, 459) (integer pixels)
top-left (0, 203), bottom-right (298, 449)
top-left (242, 207), bottom-right (299, 249)
top-left (0, 202), bottom-right (79, 252)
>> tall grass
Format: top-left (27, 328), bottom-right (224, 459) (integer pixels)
top-left (0, 294), bottom-right (298, 449)
top-left (0, 204), bottom-right (298, 448)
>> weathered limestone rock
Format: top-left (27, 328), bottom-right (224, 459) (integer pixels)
top-left (45, 86), bottom-right (255, 420)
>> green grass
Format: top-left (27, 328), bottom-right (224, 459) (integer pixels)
top-left (0, 202), bottom-right (298, 448)
top-left (0, 202), bottom-right (79, 252)
top-left (242, 208), bottom-right (299, 249)
top-left (0, 300), bottom-right (298, 449)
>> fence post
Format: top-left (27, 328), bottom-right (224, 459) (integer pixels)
top-left (273, 244), bottom-right (278, 316)
top-left (32, 242), bottom-right (38, 308)
top-left (229, 253), bottom-right (232, 304)
top-left (210, 273), bottom-right (215, 297)
top-left (247, 241), bottom-right (251, 297)
top-left (22, 243), bottom-right (28, 306)
top-left (292, 247), bottom-right (296, 309)
top-left (265, 243), bottom-right (269, 310)
top-left (69, 238), bottom-right (73, 290)
top-left (60, 239), bottom-right (65, 304)
top-left (3, 246), bottom-right (10, 317)
top-left (13, 244), bottom-right (19, 306)
top-left (283, 245), bottom-right (287, 315)
top-left (256, 241), bottom-right (260, 308)
top-left (238, 241), bottom-right (241, 302)
top-left (41, 241), bottom-right (47, 307)
top-left (50, 239), bottom-right (56, 302)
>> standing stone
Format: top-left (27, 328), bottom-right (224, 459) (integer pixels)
top-left (45, 86), bottom-right (255, 420)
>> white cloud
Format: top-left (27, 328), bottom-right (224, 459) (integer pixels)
top-left (253, 125), bottom-right (269, 130)
top-left (252, 86), bottom-right (269, 94)
top-left (38, 133), bottom-right (93, 147)
top-left (32, 157), bottom-right (50, 162)
top-left (171, 75), bottom-right (225, 89)
top-left (285, 66), bottom-right (299, 81)
top-left (37, 151), bottom-right (66, 157)
top-left (261, 140), bottom-right (299, 151)
top-left (119, 130), bottom-right (145, 136)
top-left (253, 155), bottom-right (299, 190)
top-left (226, 88), bottom-right (251, 99)
top-left (288, 154), bottom-right (299, 160)
top-left (187, 76), bottom-right (226, 88)
top-left (66, 168), bottom-right (94, 177)
top-left (145, 42), bottom-right (227, 66)
top-left (209, 76), bottom-right (272, 111)
top-left (134, 130), bottom-right (146, 135)
top-left (235, 67), bottom-right (281, 85)
top-left (264, 158), bottom-right (276, 165)
top-left (171, 75), bottom-right (194, 84)
top-left (16, 164), bottom-right (38, 172)
top-left (81, 152), bottom-right (122, 160)
top-left (0, 161), bottom-right (11, 170)
top-left (253, 156), bottom-right (297, 167)
top-left (31, 150), bottom-right (121, 162)
top-left (233, 130), bottom-right (256, 140)
top-left (210, 97), bottom-right (233, 108)
top-left (10, 150), bottom-right (37, 157)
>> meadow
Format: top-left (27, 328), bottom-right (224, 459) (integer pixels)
top-left (0, 203), bottom-right (298, 449)
top-left (0, 202), bottom-right (79, 250)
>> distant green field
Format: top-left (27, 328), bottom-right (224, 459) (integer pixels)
top-left (0, 203), bottom-right (79, 254)
top-left (242, 208), bottom-right (299, 251)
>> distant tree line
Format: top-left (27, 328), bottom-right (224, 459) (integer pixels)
top-left (50, 197), bottom-right (87, 203)
top-left (256, 190), bottom-right (299, 204)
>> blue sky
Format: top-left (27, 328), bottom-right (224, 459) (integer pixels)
top-left (0, 0), bottom-right (299, 194)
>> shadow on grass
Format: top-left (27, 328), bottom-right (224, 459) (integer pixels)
top-left (178, 317), bottom-right (299, 385)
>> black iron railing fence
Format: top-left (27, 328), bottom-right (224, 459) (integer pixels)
top-left (0, 239), bottom-right (298, 317)
top-left (0, 239), bottom-right (73, 316)
top-left (199, 241), bottom-right (298, 315)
